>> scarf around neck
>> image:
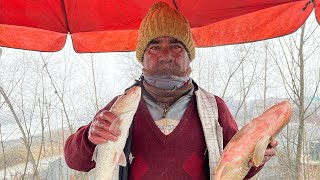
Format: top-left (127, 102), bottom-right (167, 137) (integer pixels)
top-left (143, 78), bottom-right (193, 109)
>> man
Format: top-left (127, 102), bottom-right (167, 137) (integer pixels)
top-left (64, 2), bottom-right (277, 179)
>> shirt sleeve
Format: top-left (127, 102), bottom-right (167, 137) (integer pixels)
top-left (215, 96), bottom-right (264, 179)
top-left (63, 97), bottom-right (118, 171)
top-left (64, 124), bottom-right (96, 171)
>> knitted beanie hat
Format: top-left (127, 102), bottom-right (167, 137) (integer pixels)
top-left (136, 2), bottom-right (195, 62)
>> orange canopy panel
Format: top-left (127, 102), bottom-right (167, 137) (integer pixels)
top-left (316, 0), bottom-right (320, 24)
top-left (0, 0), bottom-right (316, 53)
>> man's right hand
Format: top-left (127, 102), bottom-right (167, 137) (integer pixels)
top-left (88, 110), bottom-right (121, 145)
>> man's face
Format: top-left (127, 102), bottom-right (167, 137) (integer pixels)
top-left (142, 36), bottom-right (191, 76)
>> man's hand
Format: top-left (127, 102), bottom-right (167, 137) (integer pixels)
top-left (249, 139), bottom-right (278, 166)
top-left (262, 140), bottom-right (277, 164)
top-left (88, 110), bottom-right (121, 145)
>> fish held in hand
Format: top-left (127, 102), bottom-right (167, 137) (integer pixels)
top-left (215, 101), bottom-right (292, 180)
top-left (92, 86), bottom-right (141, 180)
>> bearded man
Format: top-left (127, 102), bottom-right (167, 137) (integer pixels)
top-left (64, 2), bottom-right (277, 180)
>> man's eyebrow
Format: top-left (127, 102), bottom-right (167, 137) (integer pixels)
top-left (148, 38), bottom-right (182, 45)
top-left (170, 39), bottom-right (182, 44)
top-left (148, 39), bottom-right (161, 45)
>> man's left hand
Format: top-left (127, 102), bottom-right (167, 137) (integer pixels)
top-left (262, 139), bottom-right (277, 164)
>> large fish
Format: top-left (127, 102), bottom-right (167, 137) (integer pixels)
top-left (92, 86), bottom-right (141, 180)
top-left (215, 101), bottom-right (292, 180)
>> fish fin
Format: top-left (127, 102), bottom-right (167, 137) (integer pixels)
top-left (252, 136), bottom-right (270, 167)
top-left (118, 151), bottom-right (127, 167)
top-left (109, 117), bottom-right (120, 131)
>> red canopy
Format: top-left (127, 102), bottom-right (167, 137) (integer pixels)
top-left (0, 0), bottom-right (318, 53)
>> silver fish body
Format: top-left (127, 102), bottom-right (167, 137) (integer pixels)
top-left (93, 86), bottom-right (141, 180)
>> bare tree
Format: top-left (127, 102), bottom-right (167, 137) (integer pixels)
top-left (0, 86), bottom-right (40, 179)
top-left (191, 48), bottom-right (219, 92)
top-left (116, 52), bottom-right (142, 84)
top-left (0, 124), bottom-right (7, 179)
top-left (268, 18), bottom-right (320, 179)
top-left (40, 53), bottom-right (74, 134)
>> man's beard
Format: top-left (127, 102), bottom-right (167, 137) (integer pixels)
top-left (142, 62), bottom-right (192, 77)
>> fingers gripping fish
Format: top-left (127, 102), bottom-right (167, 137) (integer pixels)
top-left (215, 101), bottom-right (292, 180)
top-left (92, 86), bottom-right (141, 180)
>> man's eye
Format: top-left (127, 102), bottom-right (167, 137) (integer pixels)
top-left (171, 45), bottom-right (182, 49)
top-left (150, 46), bottom-right (160, 50)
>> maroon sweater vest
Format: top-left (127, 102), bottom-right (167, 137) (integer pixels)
top-left (129, 96), bottom-right (209, 180)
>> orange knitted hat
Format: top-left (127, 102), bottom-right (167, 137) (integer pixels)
top-left (136, 2), bottom-right (195, 62)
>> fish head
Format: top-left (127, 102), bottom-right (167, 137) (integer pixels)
top-left (111, 86), bottom-right (141, 115)
top-left (258, 100), bottom-right (292, 136)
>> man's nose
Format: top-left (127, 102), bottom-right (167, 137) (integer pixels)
top-left (158, 47), bottom-right (174, 62)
